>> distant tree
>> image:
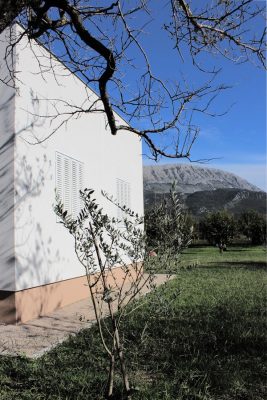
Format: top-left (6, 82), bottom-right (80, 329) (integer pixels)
top-left (199, 210), bottom-right (236, 245)
top-left (238, 210), bottom-right (266, 245)
top-left (145, 186), bottom-right (193, 255)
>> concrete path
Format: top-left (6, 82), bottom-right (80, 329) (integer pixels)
top-left (0, 274), bottom-right (173, 358)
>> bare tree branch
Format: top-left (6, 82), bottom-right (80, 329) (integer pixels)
top-left (0, 0), bottom-right (265, 160)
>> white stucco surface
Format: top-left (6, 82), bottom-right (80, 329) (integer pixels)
top-left (0, 27), bottom-right (16, 290)
top-left (0, 24), bottom-right (143, 291)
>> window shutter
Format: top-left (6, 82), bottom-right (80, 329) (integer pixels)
top-left (56, 153), bottom-right (63, 202)
top-left (72, 160), bottom-right (78, 217)
top-left (79, 162), bottom-right (84, 210)
top-left (64, 157), bottom-right (71, 213)
top-left (116, 179), bottom-right (131, 221)
top-left (56, 152), bottom-right (84, 218)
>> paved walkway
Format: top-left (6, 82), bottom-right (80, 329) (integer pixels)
top-left (0, 274), bottom-right (172, 358)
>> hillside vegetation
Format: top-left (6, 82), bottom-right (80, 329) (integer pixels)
top-left (143, 164), bottom-right (266, 217)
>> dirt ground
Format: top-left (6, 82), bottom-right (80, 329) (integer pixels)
top-left (0, 274), bottom-right (172, 358)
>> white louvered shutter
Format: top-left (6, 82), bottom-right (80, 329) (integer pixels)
top-left (56, 152), bottom-right (84, 218)
top-left (116, 179), bottom-right (131, 221)
top-left (56, 153), bottom-right (63, 202)
top-left (78, 162), bottom-right (84, 210)
top-left (64, 157), bottom-right (71, 214)
top-left (72, 160), bottom-right (78, 217)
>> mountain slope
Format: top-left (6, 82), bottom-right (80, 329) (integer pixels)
top-left (185, 188), bottom-right (266, 216)
top-left (143, 164), bottom-right (266, 216)
top-left (143, 164), bottom-right (261, 194)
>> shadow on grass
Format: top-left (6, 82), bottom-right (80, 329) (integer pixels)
top-left (184, 248), bottom-right (260, 255)
top-left (0, 267), bottom-right (266, 400)
top-left (123, 275), bottom-right (266, 399)
top-left (227, 248), bottom-right (255, 252)
top-left (205, 261), bottom-right (267, 270)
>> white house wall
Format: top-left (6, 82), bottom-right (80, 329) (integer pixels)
top-left (0, 27), bottom-right (16, 291)
top-left (12, 24), bottom-right (143, 291)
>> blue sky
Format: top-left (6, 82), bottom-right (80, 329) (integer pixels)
top-left (45, 2), bottom-right (266, 191)
top-left (142, 55), bottom-right (266, 191)
top-left (138, 3), bottom-right (266, 191)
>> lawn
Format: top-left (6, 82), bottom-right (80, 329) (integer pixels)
top-left (0, 246), bottom-right (266, 399)
top-left (180, 244), bottom-right (266, 268)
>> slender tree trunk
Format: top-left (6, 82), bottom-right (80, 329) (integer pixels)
top-left (106, 348), bottom-right (115, 398)
top-left (108, 301), bottom-right (131, 397)
top-left (86, 270), bottom-right (115, 399)
top-left (89, 222), bottom-right (131, 397)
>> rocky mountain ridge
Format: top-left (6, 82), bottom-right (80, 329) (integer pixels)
top-left (143, 164), bottom-right (261, 194)
top-left (143, 164), bottom-right (266, 216)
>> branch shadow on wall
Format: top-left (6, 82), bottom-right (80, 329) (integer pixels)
top-left (0, 94), bottom-right (67, 325)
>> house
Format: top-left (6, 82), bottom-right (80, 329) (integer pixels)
top-left (0, 24), bottom-right (144, 324)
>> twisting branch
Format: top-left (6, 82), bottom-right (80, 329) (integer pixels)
top-left (0, 0), bottom-right (265, 160)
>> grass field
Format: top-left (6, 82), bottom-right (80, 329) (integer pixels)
top-left (0, 246), bottom-right (266, 399)
top-left (181, 244), bottom-right (266, 268)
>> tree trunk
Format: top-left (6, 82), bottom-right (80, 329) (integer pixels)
top-left (89, 222), bottom-right (131, 397)
top-left (108, 301), bottom-right (131, 398)
top-left (106, 350), bottom-right (115, 399)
